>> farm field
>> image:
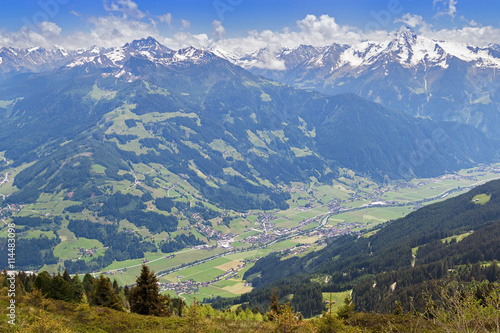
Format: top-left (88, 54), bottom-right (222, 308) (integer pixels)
top-left (2, 160), bottom-right (500, 302)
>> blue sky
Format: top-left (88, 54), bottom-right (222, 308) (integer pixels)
top-left (0, 0), bottom-right (499, 50)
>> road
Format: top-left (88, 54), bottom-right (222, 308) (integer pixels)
top-left (81, 174), bottom-right (500, 284)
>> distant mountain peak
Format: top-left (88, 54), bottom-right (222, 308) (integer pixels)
top-left (394, 26), bottom-right (418, 43)
top-left (123, 36), bottom-right (172, 56)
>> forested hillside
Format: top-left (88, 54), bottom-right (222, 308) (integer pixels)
top-left (2, 40), bottom-right (499, 272)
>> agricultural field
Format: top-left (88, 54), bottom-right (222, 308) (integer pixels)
top-left (321, 290), bottom-right (352, 313)
top-left (2, 157), bottom-right (500, 302)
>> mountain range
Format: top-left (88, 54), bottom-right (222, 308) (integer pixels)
top-left (224, 27), bottom-right (500, 138)
top-left (1, 35), bottom-right (500, 275)
top-left (2, 27), bottom-right (500, 138)
top-left (0, 36), bottom-right (498, 196)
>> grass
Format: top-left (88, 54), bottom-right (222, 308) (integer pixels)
top-left (92, 164), bottom-right (106, 173)
top-left (472, 193), bottom-right (491, 205)
top-left (19, 230), bottom-right (56, 239)
top-left (88, 83), bottom-right (117, 100)
top-left (162, 257), bottom-right (230, 282)
top-left (6, 161), bottom-right (500, 303)
top-left (322, 290), bottom-right (352, 313)
top-left (53, 220), bottom-right (105, 262)
top-left (441, 231), bottom-right (473, 244)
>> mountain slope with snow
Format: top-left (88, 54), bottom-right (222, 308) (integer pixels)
top-left (226, 27), bottom-right (500, 137)
top-left (2, 31), bottom-right (500, 137)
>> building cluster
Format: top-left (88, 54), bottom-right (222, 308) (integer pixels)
top-left (77, 247), bottom-right (99, 256)
top-left (313, 221), bottom-right (365, 239)
top-left (195, 222), bottom-right (221, 239)
top-left (278, 244), bottom-right (312, 256)
top-left (160, 258), bottom-right (257, 295)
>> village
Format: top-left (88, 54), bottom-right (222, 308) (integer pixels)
top-left (159, 258), bottom-right (257, 296)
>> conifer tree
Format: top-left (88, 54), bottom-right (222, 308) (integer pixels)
top-left (112, 279), bottom-right (119, 294)
top-left (49, 274), bottom-right (73, 302)
top-left (337, 295), bottom-right (355, 320)
top-left (128, 264), bottom-right (170, 316)
top-left (72, 273), bottom-right (84, 303)
top-left (89, 274), bottom-right (124, 311)
top-left (82, 273), bottom-right (94, 295)
top-left (267, 289), bottom-right (281, 321)
top-left (62, 269), bottom-right (72, 283)
top-left (34, 271), bottom-right (52, 295)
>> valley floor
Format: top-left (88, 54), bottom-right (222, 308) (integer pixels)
top-left (2, 162), bottom-right (500, 303)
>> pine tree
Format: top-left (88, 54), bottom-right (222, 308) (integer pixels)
top-left (112, 279), bottom-right (119, 294)
top-left (34, 271), bottom-right (52, 295)
top-left (48, 274), bottom-right (73, 302)
top-left (267, 289), bottom-right (281, 321)
top-left (62, 269), bottom-right (72, 283)
top-left (82, 273), bottom-right (94, 295)
top-left (72, 273), bottom-right (84, 303)
top-left (89, 274), bottom-right (124, 311)
top-left (337, 295), bottom-right (355, 320)
top-left (128, 264), bottom-right (170, 316)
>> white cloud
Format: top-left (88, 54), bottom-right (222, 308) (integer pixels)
top-left (212, 14), bottom-right (363, 57)
top-left (419, 25), bottom-right (500, 47)
top-left (39, 21), bottom-right (62, 36)
top-left (181, 19), bottom-right (191, 29)
top-left (70, 11), bottom-right (81, 17)
top-left (211, 20), bottom-right (225, 41)
top-left (163, 32), bottom-right (210, 50)
top-left (394, 14), bottom-right (426, 28)
top-left (2, 7), bottom-right (500, 59)
top-left (253, 51), bottom-right (286, 71)
top-left (295, 14), bottom-right (361, 45)
top-left (0, 23), bottom-right (63, 49)
top-left (433, 0), bottom-right (458, 18)
top-left (0, 14), bottom-right (162, 50)
top-left (103, 0), bottom-right (146, 19)
top-left (85, 15), bottom-right (159, 48)
top-left (159, 13), bottom-right (172, 27)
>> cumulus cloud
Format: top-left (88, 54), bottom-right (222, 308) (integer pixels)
top-left (0, 14), bottom-right (161, 50)
top-left (181, 19), bottom-right (191, 29)
top-left (0, 23), bottom-right (64, 49)
top-left (419, 25), bottom-right (500, 47)
top-left (253, 51), bottom-right (286, 71)
top-left (433, 0), bottom-right (458, 18)
top-left (39, 21), bottom-right (62, 36)
top-left (212, 14), bottom-right (363, 57)
top-left (296, 15), bottom-right (362, 45)
top-left (163, 32), bottom-right (210, 50)
top-left (159, 13), bottom-right (172, 27)
top-left (103, 0), bottom-right (146, 19)
top-left (84, 15), bottom-right (160, 48)
top-left (2, 3), bottom-right (500, 59)
top-left (211, 20), bottom-right (226, 41)
top-left (394, 14), bottom-right (426, 28)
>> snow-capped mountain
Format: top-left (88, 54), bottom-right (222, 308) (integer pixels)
top-left (65, 37), bottom-right (219, 77)
top-left (225, 27), bottom-right (500, 137)
top-left (0, 46), bottom-right (75, 73)
top-left (0, 37), bottom-right (220, 76)
top-left (3, 31), bottom-right (500, 136)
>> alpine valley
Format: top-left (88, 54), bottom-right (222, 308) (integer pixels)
top-left (1, 31), bottom-right (500, 326)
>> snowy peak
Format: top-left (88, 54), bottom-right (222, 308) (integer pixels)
top-left (0, 46), bottom-right (77, 73)
top-left (392, 26), bottom-right (418, 45)
top-left (66, 38), bottom-right (214, 71)
top-left (64, 41), bottom-right (222, 80)
top-left (229, 27), bottom-right (500, 73)
top-left (385, 27), bottom-right (447, 68)
top-left (173, 47), bottom-right (216, 64)
top-left (124, 36), bottom-right (173, 56)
